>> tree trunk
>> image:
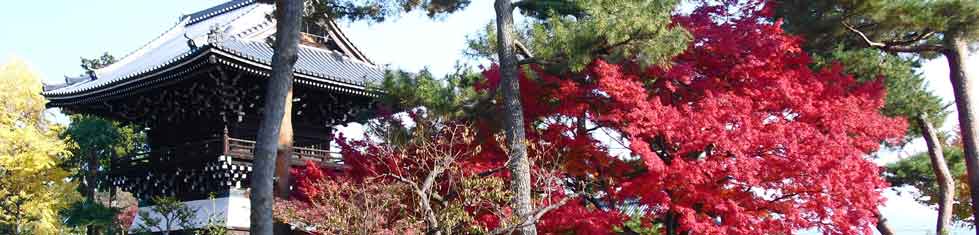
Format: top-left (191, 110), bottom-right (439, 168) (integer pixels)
top-left (944, 34), bottom-right (979, 230)
top-left (420, 194), bottom-right (441, 235)
top-left (250, 0), bottom-right (302, 234)
top-left (86, 150), bottom-right (98, 199)
top-left (163, 217), bottom-right (172, 235)
top-left (664, 211), bottom-right (678, 235)
top-left (274, 89), bottom-right (294, 235)
top-left (493, 0), bottom-right (535, 234)
top-left (875, 212), bottom-right (896, 235)
top-left (274, 89), bottom-right (293, 200)
top-left (917, 113), bottom-right (955, 235)
top-left (13, 202), bottom-right (22, 235)
top-left (87, 150), bottom-right (99, 235)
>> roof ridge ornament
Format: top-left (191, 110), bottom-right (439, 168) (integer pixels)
top-left (207, 24), bottom-right (228, 45)
top-left (184, 33), bottom-right (198, 50)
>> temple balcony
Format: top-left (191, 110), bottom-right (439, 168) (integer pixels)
top-left (110, 135), bottom-right (340, 202)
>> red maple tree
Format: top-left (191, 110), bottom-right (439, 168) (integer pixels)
top-left (277, 1), bottom-right (905, 234)
top-left (478, 2), bottom-right (905, 234)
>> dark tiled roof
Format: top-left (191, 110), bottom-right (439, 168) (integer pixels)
top-left (183, 0), bottom-right (255, 25)
top-left (216, 39), bottom-right (383, 86)
top-left (43, 0), bottom-right (382, 98)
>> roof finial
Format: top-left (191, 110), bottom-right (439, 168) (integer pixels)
top-left (207, 24), bottom-right (226, 45)
top-left (184, 33), bottom-right (198, 50)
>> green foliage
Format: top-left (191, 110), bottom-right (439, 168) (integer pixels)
top-left (196, 221), bottom-right (228, 235)
top-left (377, 66), bottom-right (484, 119)
top-left (465, 0), bottom-right (689, 73)
top-left (369, 65), bottom-right (491, 147)
top-left (65, 54), bottom-right (143, 212)
top-left (464, 23), bottom-right (503, 62)
top-left (886, 146), bottom-right (973, 226)
top-left (526, 0), bottom-right (689, 72)
top-left (811, 47), bottom-right (947, 142)
top-left (614, 215), bottom-right (661, 235)
top-left (515, 0), bottom-right (586, 19)
top-left (196, 193), bottom-right (228, 235)
top-left (66, 115), bottom-right (142, 159)
top-left (457, 176), bottom-right (512, 234)
top-left (131, 195), bottom-right (225, 235)
top-left (133, 196), bottom-right (198, 235)
top-left (61, 200), bottom-right (118, 229)
top-left (68, 54), bottom-right (139, 165)
top-left (80, 52), bottom-right (115, 75)
top-left (932, 0), bottom-right (979, 41)
top-left (775, 0), bottom-right (979, 57)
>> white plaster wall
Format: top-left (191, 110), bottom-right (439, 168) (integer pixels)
top-left (129, 190), bottom-right (250, 232)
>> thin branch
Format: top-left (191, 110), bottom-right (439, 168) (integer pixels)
top-left (883, 31), bottom-right (936, 46)
top-left (842, 21), bottom-right (886, 48)
top-left (881, 44), bottom-right (945, 53)
top-left (517, 57), bottom-right (544, 65)
top-left (477, 143), bottom-right (514, 177)
top-left (420, 160), bottom-right (444, 195)
top-left (476, 165), bottom-right (508, 177)
top-left (487, 193), bottom-right (582, 235)
top-left (384, 173), bottom-right (421, 193)
top-left (430, 191), bottom-right (449, 207)
top-left (842, 21), bottom-right (943, 53)
top-left (514, 40), bottom-right (534, 59)
top-left (768, 193), bottom-right (799, 203)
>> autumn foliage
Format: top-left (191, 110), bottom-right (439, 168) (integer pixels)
top-left (275, 2), bottom-right (906, 235)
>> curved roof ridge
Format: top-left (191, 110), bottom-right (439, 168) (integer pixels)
top-left (92, 18), bottom-right (189, 79)
top-left (293, 40), bottom-right (381, 69)
top-left (42, 0), bottom-right (384, 98)
top-left (89, 0), bottom-right (258, 80)
top-left (186, 0), bottom-right (257, 25)
top-left (326, 20), bottom-right (373, 65)
top-left (233, 18), bottom-right (274, 39)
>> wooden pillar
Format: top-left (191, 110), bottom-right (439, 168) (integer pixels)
top-left (223, 125), bottom-right (230, 156)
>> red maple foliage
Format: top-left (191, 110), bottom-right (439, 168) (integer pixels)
top-left (478, 2), bottom-right (905, 235)
top-left (115, 205), bottom-right (138, 232)
top-left (280, 1), bottom-right (904, 235)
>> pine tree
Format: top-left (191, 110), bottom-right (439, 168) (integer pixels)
top-left (774, 0), bottom-right (979, 232)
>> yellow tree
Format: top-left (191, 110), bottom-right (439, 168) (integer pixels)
top-left (0, 58), bottom-right (79, 235)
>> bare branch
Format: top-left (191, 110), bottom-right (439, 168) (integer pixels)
top-left (476, 165), bottom-right (508, 177)
top-left (487, 193), bottom-right (582, 235)
top-left (883, 31), bottom-right (936, 46)
top-left (517, 58), bottom-right (543, 65)
top-left (842, 21), bottom-right (886, 48)
top-left (383, 173), bottom-right (421, 192)
top-left (842, 21), bottom-right (943, 53)
top-left (882, 44), bottom-right (945, 53)
top-left (514, 40), bottom-right (534, 59)
top-left (420, 160), bottom-right (445, 195)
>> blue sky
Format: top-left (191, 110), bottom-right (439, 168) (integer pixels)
top-left (1, 1), bottom-right (976, 234)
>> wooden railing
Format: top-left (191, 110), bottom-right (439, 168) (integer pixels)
top-left (112, 136), bottom-right (340, 171)
top-left (225, 137), bottom-right (341, 166)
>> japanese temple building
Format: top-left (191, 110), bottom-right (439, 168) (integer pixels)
top-left (42, 0), bottom-right (382, 233)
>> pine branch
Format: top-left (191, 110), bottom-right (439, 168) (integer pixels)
top-left (515, 40), bottom-right (535, 59)
top-left (842, 22), bottom-right (943, 53)
top-left (883, 31), bottom-right (936, 46)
